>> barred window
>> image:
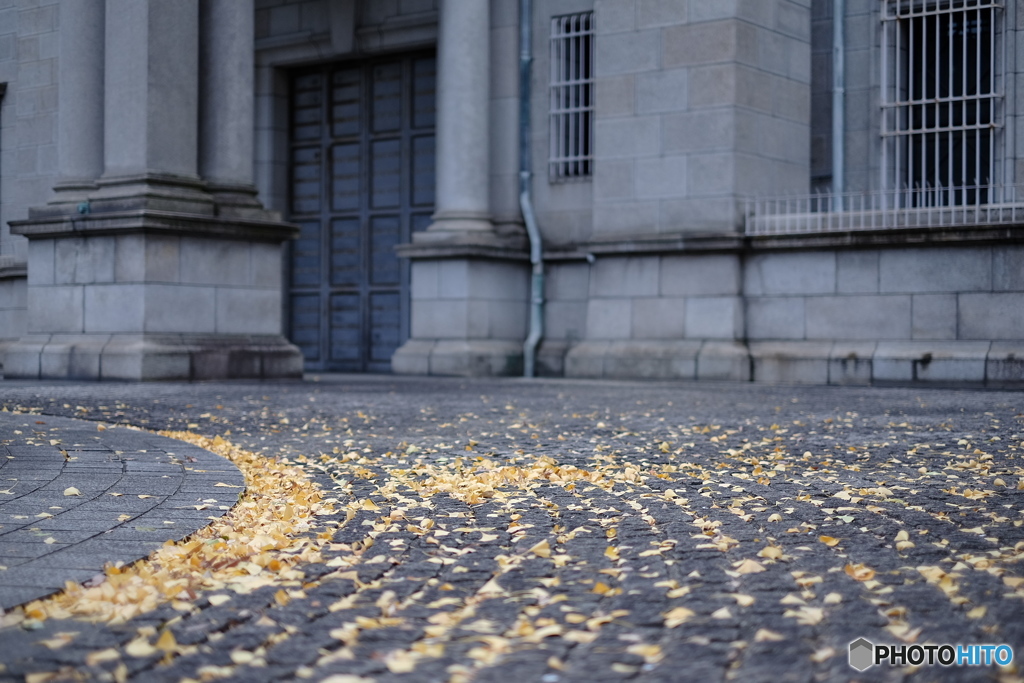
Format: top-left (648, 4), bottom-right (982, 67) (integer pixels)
top-left (549, 12), bottom-right (594, 180)
top-left (881, 0), bottom-right (1006, 206)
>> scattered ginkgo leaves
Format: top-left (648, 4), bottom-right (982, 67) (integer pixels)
top-left (2, 390), bottom-right (1020, 682)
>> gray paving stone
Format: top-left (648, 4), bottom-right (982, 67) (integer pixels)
top-left (0, 412), bottom-right (242, 610)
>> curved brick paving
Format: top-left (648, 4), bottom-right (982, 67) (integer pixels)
top-left (0, 378), bottom-right (1021, 682)
top-left (0, 412), bottom-right (244, 609)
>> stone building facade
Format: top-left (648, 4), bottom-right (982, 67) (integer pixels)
top-left (0, 0), bottom-right (1021, 385)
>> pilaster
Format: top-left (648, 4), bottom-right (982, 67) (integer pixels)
top-left (5, 0), bottom-right (301, 380)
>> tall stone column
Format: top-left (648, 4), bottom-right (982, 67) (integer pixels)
top-left (6, 0), bottom-right (302, 380)
top-left (199, 0), bottom-right (264, 217)
top-left (92, 0), bottom-right (210, 213)
top-left (393, 0), bottom-right (530, 376)
top-left (418, 0), bottom-right (493, 239)
top-left (53, 0), bottom-right (105, 201)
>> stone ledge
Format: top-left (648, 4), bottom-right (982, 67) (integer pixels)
top-left (10, 209), bottom-right (298, 243)
top-left (3, 334), bottom-right (303, 381)
top-left (748, 223), bottom-right (1024, 252)
top-left (396, 229), bottom-right (529, 261)
top-left (0, 257), bottom-right (27, 280)
top-left (545, 232), bottom-right (744, 261)
top-left (542, 224), bottom-right (1024, 261)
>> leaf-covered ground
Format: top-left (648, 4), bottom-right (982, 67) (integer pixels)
top-left (0, 376), bottom-right (1022, 682)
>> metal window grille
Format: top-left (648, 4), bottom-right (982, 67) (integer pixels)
top-left (550, 12), bottom-right (594, 180)
top-left (881, 0), bottom-right (1006, 206)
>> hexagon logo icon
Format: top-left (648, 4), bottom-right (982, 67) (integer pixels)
top-left (848, 638), bottom-right (874, 671)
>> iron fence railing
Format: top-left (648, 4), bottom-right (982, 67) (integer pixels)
top-left (745, 183), bottom-right (1024, 235)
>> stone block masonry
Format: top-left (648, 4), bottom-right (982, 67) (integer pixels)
top-left (543, 242), bottom-right (1024, 387)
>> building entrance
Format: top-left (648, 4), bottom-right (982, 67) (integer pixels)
top-left (287, 54), bottom-right (436, 372)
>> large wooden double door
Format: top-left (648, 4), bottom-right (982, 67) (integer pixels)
top-left (288, 54), bottom-right (435, 372)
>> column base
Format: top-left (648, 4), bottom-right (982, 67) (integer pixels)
top-left (552, 339), bottom-right (1024, 387)
top-left (3, 334), bottom-right (303, 381)
top-left (392, 339), bottom-right (524, 377)
top-left (564, 340), bottom-right (750, 381)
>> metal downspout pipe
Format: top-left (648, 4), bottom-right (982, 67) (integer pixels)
top-left (520, 0), bottom-right (544, 377)
top-left (833, 0), bottom-right (845, 208)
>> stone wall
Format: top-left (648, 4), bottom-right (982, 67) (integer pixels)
top-left (0, 0), bottom-right (59, 263)
top-left (540, 242), bottom-right (1024, 386)
top-left (588, 0), bottom-right (811, 240)
top-left (746, 244), bottom-right (1024, 385)
top-left (0, 1), bottom-right (61, 352)
top-left (24, 235), bottom-right (284, 337)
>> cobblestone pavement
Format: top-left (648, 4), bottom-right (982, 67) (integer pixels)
top-left (0, 375), bottom-right (1022, 683)
top-left (0, 413), bottom-right (243, 609)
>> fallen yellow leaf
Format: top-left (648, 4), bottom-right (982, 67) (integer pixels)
top-left (626, 643), bottom-right (663, 663)
top-left (754, 628), bottom-right (785, 642)
top-left (37, 632), bottom-right (78, 650)
top-left (730, 593), bottom-right (755, 607)
top-left (734, 559), bottom-right (766, 574)
top-left (385, 650), bottom-right (417, 673)
top-left (529, 540), bottom-right (551, 558)
top-left (844, 563), bottom-right (876, 582)
top-left (784, 606), bottom-right (825, 625)
top-left (63, 487), bottom-right (81, 497)
top-left (818, 535), bottom-right (840, 547)
top-left (663, 607), bottom-right (696, 628)
top-left (154, 629), bottom-right (177, 653)
top-left (85, 648), bottom-right (120, 666)
top-left (124, 637), bottom-right (157, 658)
top-left (810, 646), bottom-right (836, 663)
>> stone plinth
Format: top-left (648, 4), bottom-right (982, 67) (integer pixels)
top-left (6, 202), bottom-right (302, 380)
